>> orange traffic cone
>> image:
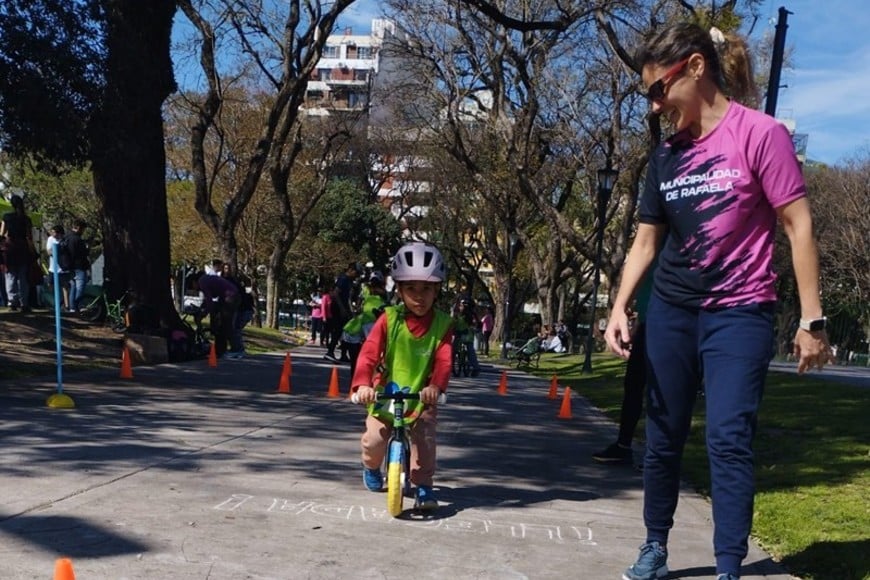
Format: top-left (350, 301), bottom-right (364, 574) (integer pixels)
top-left (327, 367), bottom-right (340, 398)
top-left (119, 346), bottom-right (133, 379)
top-left (497, 371), bottom-right (508, 395)
top-left (277, 352), bottom-right (292, 394)
top-left (548, 375), bottom-right (559, 399)
top-left (558, 387), bottom-right (573, 419)
top-left (53, 557), bottom-right (76, 580)
top-left (208, 342), bottom-right (218, 368)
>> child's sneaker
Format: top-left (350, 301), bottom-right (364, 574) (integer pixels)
top-left (622, 541), bottom-right (668, 580)
top-left (415, 485), bottom-right (438, 511)
top-left (716, 574), bottom-right (739, 580)
top-left (362, 467), bottom-right (383, 492)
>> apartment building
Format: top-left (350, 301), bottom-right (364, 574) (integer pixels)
top-left (303, 19), bottom-right (396, 115)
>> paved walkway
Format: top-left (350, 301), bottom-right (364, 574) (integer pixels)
top-left (0, 346), bottom-right (797, 579)
top-left (768, 360), bottom-right (870, 388)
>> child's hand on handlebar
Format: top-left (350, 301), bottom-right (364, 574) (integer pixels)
top-left (420, 385), bottom-right (442, 406)
top-left (354, 386), bottom-right (377, 405)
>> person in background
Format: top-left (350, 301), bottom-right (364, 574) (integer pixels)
top-left (205, 258), bottom-right (223, 276)
top-left (187, 271), bottom-right (241, 358)
top-left (321, 284), bottom-right (342, 362)
top-left (592, 266), bottom-right (655, 467)
top-left (64, 220), bottom-right (91, 313)
top-left (45, 225), bottom-right (70, 311)
top-left (221, 262), bottom-right (254, 358)
top-left (351, 242), bottom-right (453, 511)
top-left (326, 263), bottom-right (360, 362)
top-left (605, 22), bottom-right (832, 580)
top-left (479, 306), bottom-right (494, 357)
top-left (342, 270), bottom-right (388, 386)
top-left (0, 235), bottom-right (7, 307)
top-left (0, 195), bottom-right (35, 313)
top-left (309, 290), bottom-right (323, 345)
top-left (451, 297), bottom-right (481, 377)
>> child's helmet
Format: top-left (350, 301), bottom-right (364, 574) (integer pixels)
top-left (390, 242), bottom-right (446, 282)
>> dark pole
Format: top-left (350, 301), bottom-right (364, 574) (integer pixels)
top-left (500, 235), bottom-right (516, 359)
top-left (582, 198), bottom-right (607, 373)
top-left (765, 7), bottom-right (792, 117)
top-left (582, 165), bottom-right (617, 374)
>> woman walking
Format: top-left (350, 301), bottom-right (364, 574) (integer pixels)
top-left (605, 22), bottom-right (832, 580)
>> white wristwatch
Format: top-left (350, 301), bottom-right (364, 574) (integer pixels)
top-left (799, 317), bottom-right (827, 332)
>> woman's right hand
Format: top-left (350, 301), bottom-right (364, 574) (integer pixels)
top-left (604, 310), bottom-right (632, 359)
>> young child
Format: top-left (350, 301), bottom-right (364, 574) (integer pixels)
top-left (351, 243), bottom-right (453, 510)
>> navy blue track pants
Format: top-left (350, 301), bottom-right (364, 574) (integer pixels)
top-left (642, 293), bottom-right (774, 575)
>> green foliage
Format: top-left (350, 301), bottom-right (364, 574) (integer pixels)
top-left (312, 178), bottom-right (402, 267)
top-left (0, 0), bottom-right (105, 167)
top-left (167, 178), bottom-right (215, 268)
top-left (533, 353), bottom-right (869, 580)
top-left (3, 158), bottom-right (100, 232)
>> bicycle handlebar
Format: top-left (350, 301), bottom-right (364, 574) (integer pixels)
top-left (350, 390), bottom-right (447, 406)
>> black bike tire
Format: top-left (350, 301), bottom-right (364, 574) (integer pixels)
top-left (80, 301), bottom-right (105, 323)
top-left (111, 319), bottom-right (128, 334)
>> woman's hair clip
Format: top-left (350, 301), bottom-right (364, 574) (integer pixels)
top-left (709, 27), bottom-right (726, 48)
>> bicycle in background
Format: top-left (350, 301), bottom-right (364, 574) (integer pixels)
top-left (181, 304), bottom-right (213, 357)
top-left (80, 286), bottom-right (129, 333)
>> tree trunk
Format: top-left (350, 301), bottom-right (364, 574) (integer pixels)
top-left (91, 0), bottom-right (180, 329)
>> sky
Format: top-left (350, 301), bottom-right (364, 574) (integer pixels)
top-left (336, 1), bottom-right (870, 166)
top-left (771, 0), bottom-right (870, 165)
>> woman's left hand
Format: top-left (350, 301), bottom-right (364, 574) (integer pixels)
top-left (793, 329), bottom-right (835, 373)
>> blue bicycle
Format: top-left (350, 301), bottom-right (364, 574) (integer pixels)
top-left (352, 383), bottom-right (445, 517)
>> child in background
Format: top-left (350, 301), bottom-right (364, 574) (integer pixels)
top-left (342, 270), bottom-right (388, 386)
top-left (309, 292), bottom-right (323, 345)
top-left (351, 243), bottom-right (453, 511)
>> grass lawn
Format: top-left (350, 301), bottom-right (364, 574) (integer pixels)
top-left (528, 352), bottom-right (869, 580)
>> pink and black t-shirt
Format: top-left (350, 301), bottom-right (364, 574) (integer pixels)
top-left (639, 101), bottom-right (806, 308)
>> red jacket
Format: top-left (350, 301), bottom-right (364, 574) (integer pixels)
top-left (351, 310), bottom-right (453, 392)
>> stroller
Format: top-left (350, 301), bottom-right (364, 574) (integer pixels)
top-left (167, 304), bottom-right (213, 362)
top-left (507, 336), bottom-right (543, 368)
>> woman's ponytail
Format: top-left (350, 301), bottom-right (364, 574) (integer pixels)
top-left (711, 27), bottom-right (758, 106)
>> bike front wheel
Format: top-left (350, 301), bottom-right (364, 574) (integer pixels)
top-left (386, 440), bottom-right (405, 517)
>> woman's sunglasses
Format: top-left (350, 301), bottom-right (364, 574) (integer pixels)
top-left (644, 58), bottom-right (690, 102)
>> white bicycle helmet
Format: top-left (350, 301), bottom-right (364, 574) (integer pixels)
top-left (390, 242), bottom-right (446, 282)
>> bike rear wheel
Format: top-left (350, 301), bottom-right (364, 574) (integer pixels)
top-left (386, 440), bottom-right (405, 517)
top-left (80, 299), bottom-right (105, 323)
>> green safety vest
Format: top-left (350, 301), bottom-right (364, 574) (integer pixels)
top-left (368, 305), bottom-right (453, 423)
top-left (343, 293), bottom-right (387, 341)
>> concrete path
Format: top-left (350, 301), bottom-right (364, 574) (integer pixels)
top-left (768, 360), bottom-right (870, 388)
top-left (0, 346), bottom-right (798, 579)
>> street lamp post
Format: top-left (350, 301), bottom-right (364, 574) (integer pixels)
top-left (500, 233), bottom-right (519, 359)
top-left (582, 163), bottom-right (619, 374)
